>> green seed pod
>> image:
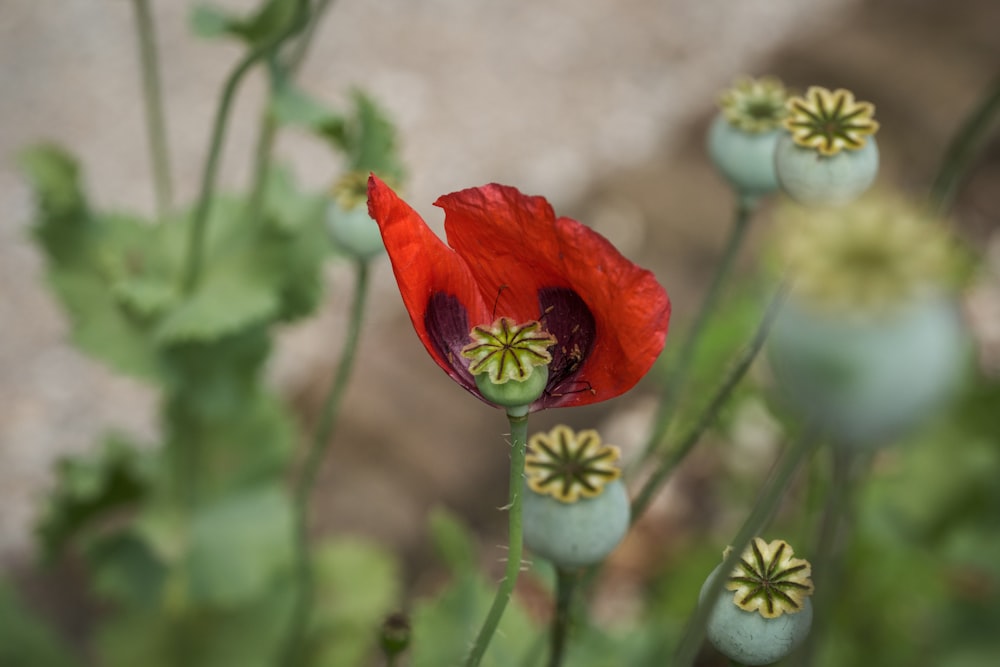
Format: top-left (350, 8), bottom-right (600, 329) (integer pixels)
top-left (776, 86), bottom-right (880, 206)
top-left (523, 478), bottom-right (629, 568)
top-left (327, 200), bottom-right (385, 260)
top-left (768, 294), bottom-right (967, 447)
top-left (708, 116), bottom-right (783, 198)
top-left (521, 425), bottom-right (630, 568)
top-left (774, 135), bottom-right (879, 206)
top-left (701, 538), bottom-right (813, 666)
top-left (706, 77), bottom-right (789, 199)
top-left (765, 194), bottom-right (969, 447)
top-left (473, 365), bottom-right (549, 410)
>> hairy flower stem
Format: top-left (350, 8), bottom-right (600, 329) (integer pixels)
top-left (281, 260), bottom-right (371, 666)
top-left (547, 567), bottom-right (579, 667)
top-left (463, 411), bottom-right (530, 667)
top-left (636, 196), bottom-right (755, 469)
top-left (182, 0), bottom-right (309, 294)
top-left (673, 426), bottom-right (821, 667)
top-left (930, 74), bottom-right (1000, 215)
top-left (131, 0), bottom-right (173, 219)
top-left (630, 284), bottom-right (786, 522)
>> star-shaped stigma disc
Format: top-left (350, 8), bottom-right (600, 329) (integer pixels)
top-left (524, 425), bottom-right (622, 503)
top-left (461, 317), bottom-right (556, 384)
top-left (725, 538), bottom-right (814, 619)
top-left (784, 86), bottom-right (879, 156)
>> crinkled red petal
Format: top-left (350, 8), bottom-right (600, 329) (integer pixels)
top-left (367, 175), bottom-right (490, 399)
top-left (436, 185), bottom-right (671, 408)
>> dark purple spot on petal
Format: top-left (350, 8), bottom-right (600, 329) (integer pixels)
top-left (424, 292), bottom-right (477, 392)
top-left (537, 287), bottom-right (595, 402)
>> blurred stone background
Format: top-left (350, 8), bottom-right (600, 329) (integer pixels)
top-left (0, 0), bottom-right (998, 590)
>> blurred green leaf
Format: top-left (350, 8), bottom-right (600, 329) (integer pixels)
top-left (97, 584), bottom-right (294, 667)
top-left (0, 579), bottom-right (79, 667)
top-left (188, 484), bottom-right (294, 606)
top-left (410, 571), bottom-right (537, 667)
top-left (347, 90), bottom-right (405, 183)
top-left (310, 539), bottom-right (402, 667)
top-left (428, 507), bottom-right (479, 574)
top-left (189, 0), bottom-right (300, 46)
top-left (411, 511), bottom-right (536, 667)
top-left (36, 435), bottom-right (150, 561)
top-left (270, 82), bottom-right (347, 146)
top-left (87, 529), bottom-right (167, 609)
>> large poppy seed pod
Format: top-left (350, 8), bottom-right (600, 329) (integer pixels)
top-left (775, 86), bottom-right (880, 206)
top-left (766, 194), bottom-right (969, 448)
top-left (707, 77), bottom-right (789, 199)
top-left (768, 294), bottom-right (967, 447)
top-left (521, 425), bottom-right (630, 568)
top-left (701, 538), bottom-right (814, 666)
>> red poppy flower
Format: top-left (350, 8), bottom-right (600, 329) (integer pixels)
top-left (367, 175), bottom-right (671, 411)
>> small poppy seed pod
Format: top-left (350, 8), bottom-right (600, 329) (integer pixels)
top-left (521, 426), bottom-right (630, 568)
top-left (328, 171), bottom-right (385, 260)
top-left (701, 539), bottom-right (814, 666)
top-left (774, 135), bottom-right (879, 206)
top-left (775, 86), bottom-right (880, 206)
top-left (473, 365), bottom-right (549, 411)
top-left (707, 77), bottom-right (790, 199)
top-left (327, 200), bottom-right (385, 260)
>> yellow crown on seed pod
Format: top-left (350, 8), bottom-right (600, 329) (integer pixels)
top-left (784, 86), bottom-right (879, 156)
top-left (724, 538), bottom-right (814, 619)
top-left (771, 192), bottom-right (964, 314)
top-left (524, 425), bottom-right (622, 503)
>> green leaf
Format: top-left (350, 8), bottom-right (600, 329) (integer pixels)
top-left (20, 146), bottom-right (166, 379)
top-left (409, 569), bottom-right (536, 667)
top-left (97, 584), bottom-right (294, 667)
top-left (427, 507), bottom-right (478, 574)
top-left (190, 0), bottom-right (300, 47)
top-left (36, 435), bottom-right (150, 560)
top-left (187, 484), bottom-right (294, 606)
top-left (310, 539), bottom-right (402, 667)
top-left (189, 5), bottom-right (235, 38)
top-left (270, 82), bottom-right (347, 145)
top-left (87, 529), bottom-right (168, 608)
top-left (0, 579), bottom-right (80, 667)
top-left (346, 90), bottom-right (405, 183)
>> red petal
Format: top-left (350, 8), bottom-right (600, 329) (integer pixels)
top-left (436, 184), bottom-right (670, 408)
top-left (368, 175), bottom-right (490, 395)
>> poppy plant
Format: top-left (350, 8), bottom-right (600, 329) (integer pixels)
top-left (367, 174), bottom-right (671, 411)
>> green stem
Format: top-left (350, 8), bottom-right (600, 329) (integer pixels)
top-left (673, 426), bottom-right (821, 667)
top-left (182, 0), bottom-right (309, 294)
top-left (281, 260), bottom-right (372, 666)
top-left (635, 196), bottom-right (756, 468)
top-left (547, 568), bottom-right (579, 667)
top-left (630, 284), bottom-right (786, 522)
top-left (283, 0), bottom-right (339, 72)
top-left (930, 75), bottom-right (1000, 215)
top-left (131, 0), bottom-right (173, 219)
top-left (463, 411), bottom-right (530, 667)
top-left (794, 447), bottom-right (864, 667)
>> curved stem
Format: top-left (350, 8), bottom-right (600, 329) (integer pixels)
top-left (635, 196), bottom-right (756, 468)
top-left (930, 75), bottom-right (1000, 215)
top-left (281, 260), bottom-right (372, 666)
top-left (131, 0), bottom-right (173, 219)
top-left (630, 284), bottom-right (786, 522)
top-left (182, 0), bottom-right (309, 294)
top-left (672, 426), bottom-right (821, 667)
top-left (463, 411), bottom-right (530, 667)
top-left (547, 567), bottom-right (579, 667)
